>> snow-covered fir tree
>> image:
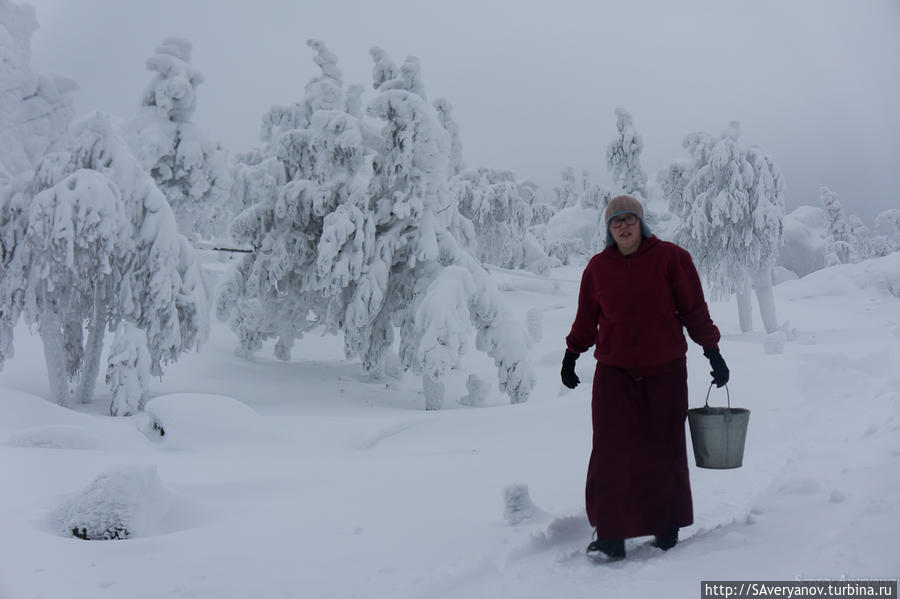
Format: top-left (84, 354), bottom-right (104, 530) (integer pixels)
top-left (553, 166), bottom-right (579, 209)
top-left (671, 122), bottom-right (784, 333)
top-left (106, 322), bottom-right (152, 416)
top-left (519, 179), bottom-right (553, 227)
top-left (0, 112), bottom-right (208, 408)
top-left (220, 39), bottom-right (369, 361)
top-left (874, 209), bottom-right (900, 254)
top-left (606, 107), bottom-right (647, 198)
top-left (127, 37), bottom-right (232, 241)
top-left (820, 186), bottom-right (857, 266)
top-left (452, 167), bottom-right (552, 274)
top-left (435, 96), bottom-right (552, 274)
top-left (0, 0), bottom-right (75, 182)
top-left (433, 98), bottom-right (466, 178)
top-left (218, 41), bottom-right (534, 409)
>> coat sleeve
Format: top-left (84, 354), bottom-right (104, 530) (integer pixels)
top-left (670, 247), bottom-right (721, 349)
top-left (565, 259), bottom-right (601, 354)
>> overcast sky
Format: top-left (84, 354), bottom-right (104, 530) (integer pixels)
top-left (25, 0), bottom-right (900, 220)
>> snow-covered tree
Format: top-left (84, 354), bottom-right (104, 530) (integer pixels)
top-left (218, 42), bottom-right (534, 408)
top-left (0, 112), bottom-right (208, 406)
top-left (875, 209), bottom-right (900, 238)
top-left (553, 166), bottom-right (578, 209)
top-left (0, 0), bottom-right (75, 183)
top-left (672, 122), bottom-right (784, 333)
top-left (874, 209), bottom-right (900, 254)
top-left (220, 40), bottom-right (370, 361)
top-left (519, 180), bottom-right (554, 228)
top-left (820, 186), bottom-right (857, 266)
top-left (432, 92), bottom-right (551, 274)
top-left (357, 49), bottom-right (535, 406)
top-left (433, 98), bottom-right (466, 178)
top-left (106, 322), bottom-right (151, 416)
top-left (606, 107), bottom-right (647, 198)
top-left (452, 167), bottom-right (552, 274)
top-left (127, 37), bottom-right (232, 241)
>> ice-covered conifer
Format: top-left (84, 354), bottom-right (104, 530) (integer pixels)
top-left (127, 37), bottom-right (232, 240)
top-left (674, 122), bottom-right (784, 333)
top-left (106, 322), bottom-right (151, 416)
top-left (0, 0), bottom-right (75, 181)
top-left (434, 98), bottom-right (466, 177)
top-left (874, 209), bottom-right (900, 254)
top-left (366, 51), bottom-right (534, 405)
top-left (220, 40), bottom-right (375, 361)
top-left (553, 166), bottom-right (578, 209)
top-left (453, 167), bottom-right (551, 273)
top-left (820, 186), bottom-right (857, 266)
top-left (606, 107), bottom-right (647, 198)
top-left (219, 43), bottom-right (534, 408)
top-left (875, 209), bottom-right (900, 237)
top-left (0, 112), bottom-right (208, 405)
top-left (370, 46), bottom-right (399, 91)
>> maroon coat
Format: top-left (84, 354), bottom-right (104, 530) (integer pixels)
top-left (566, 236), bottom-right (720, 538)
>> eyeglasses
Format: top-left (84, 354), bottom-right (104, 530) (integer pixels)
top-left (609, 214), bottom-right (639, 228)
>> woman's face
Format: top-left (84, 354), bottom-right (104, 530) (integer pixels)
top-left (609, 213), bottom-right (642, 254)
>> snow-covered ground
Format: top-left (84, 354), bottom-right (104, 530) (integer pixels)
top-left (1, 254), bottom-right (899, 598)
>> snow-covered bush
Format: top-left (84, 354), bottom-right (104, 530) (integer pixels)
top-left (143, 393), bottom-right (267, 448)
top-left (0, 112), bottom-right (208, 406)
top-left (606, 107), bottom-right (647, 198)
top-left (217, 41), bottom-right (534, 408)
top-left (667, 122), bottom-right (785, 333)
top-left (127, 37), bottom-right (233, 241)
top-left (52, 465), bottom-right (178, 540)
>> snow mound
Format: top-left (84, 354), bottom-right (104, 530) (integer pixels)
top-left (503, 483), bottom-right (549, 525)
top-left (542, 205), bottom-right (600, 262)
top-left (0, 389), bottom-right (88, 434)
top-left (764, 331), bottom-right (787, 355)
top-left (778, 205), bottom-right (827, 277)
top-left (459, 374), bottom-right (490, 407)
top-left (777, 252), bottom-right (900, 300)
top-left (2, 424), bottom-right (98, 450)
top-left (141, 393), bottom-right (269, 448)
top-left (51, 464), bottom-right (198, 540)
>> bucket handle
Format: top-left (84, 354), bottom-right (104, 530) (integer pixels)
top-left (704, 382), bottom-right (731, 410)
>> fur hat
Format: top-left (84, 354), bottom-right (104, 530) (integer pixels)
top-left (604, 195), bottom-right (652, 246)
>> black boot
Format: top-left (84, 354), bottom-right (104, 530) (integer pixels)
top-left (653, 527), bottom-right (679, 551)
top-left (586, 535), bottom-right (625, 560)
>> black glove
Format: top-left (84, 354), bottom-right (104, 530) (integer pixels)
top-left (561, 350), bottom-right (580, 389)
top-left (703, 347), bottom-right (729, 388)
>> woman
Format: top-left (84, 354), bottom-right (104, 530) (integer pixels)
top-left (561, 195), bottom-right (729, 560)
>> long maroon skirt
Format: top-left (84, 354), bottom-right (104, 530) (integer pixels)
top-left (585, 361), bottom-right (693, 539)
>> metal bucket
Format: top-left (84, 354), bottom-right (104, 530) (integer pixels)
top-left (687, 384), bottom-right (749, 469)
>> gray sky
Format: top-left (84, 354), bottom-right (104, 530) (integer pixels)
top-left (26, 0), bottom-right (900, 221)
